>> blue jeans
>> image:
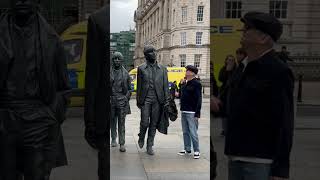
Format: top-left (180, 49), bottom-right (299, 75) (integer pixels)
top-left (228, 160), bottom-right (271, 180)
top-left (181, 112), bottom-right (199, 152)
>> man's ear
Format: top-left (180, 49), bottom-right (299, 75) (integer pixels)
top-left (259, 34), bottom-right (272, 45)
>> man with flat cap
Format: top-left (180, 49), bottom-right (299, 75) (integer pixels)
top-left (177, 65), bottom-right (202, 159)
top-left (224, 12), bottom-right (294, 180)
top-left (136, 45), bottom-right (170, 155)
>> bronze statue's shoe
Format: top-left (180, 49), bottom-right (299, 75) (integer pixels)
top-left (146, 147), bottom-right (154, 155)
top-left (138, 138), bottom-right (144, 149)
top-left (119, 145), bottom-right (126, 152)
top-left (111, 140), bottom-right (117, 147)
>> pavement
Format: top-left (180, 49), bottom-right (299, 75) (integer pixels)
top-left (51, 99), bottom-right (210, 180)
top-left (48, 95), bottom-right (320, 180)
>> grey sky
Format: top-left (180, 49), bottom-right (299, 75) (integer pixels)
top-left (111, 0), bottom-right (138, 33)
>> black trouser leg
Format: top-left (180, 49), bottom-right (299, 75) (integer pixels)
top-left (96, 135), bottom-right (109, 180)
top-left (139, 102), bottom-right (152, 140)
top-left (98, 150), bottom-right (108, 180)
top-left (23, 148), bottom-right (46, 180)
top-left (118, 108), bottom-right (126, 145)
top-left (147, 100), bottom-right (160, 148)
top-left (0, 133), bottom-right (19, 180)
top-left (110, 105), bottom-right (118, 141)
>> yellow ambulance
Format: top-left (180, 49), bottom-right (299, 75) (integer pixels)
top-left (129, 67), bottom-right (186, 92)
top-left (61, 21), bottom-right (87, 106)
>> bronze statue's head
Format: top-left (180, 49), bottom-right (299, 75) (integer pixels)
top-left (112, 52), bottom-right (124, 69)
top-left (11, 0), bottom-right (39, 16)
top-left (144, 45), bottom-right (156, 64)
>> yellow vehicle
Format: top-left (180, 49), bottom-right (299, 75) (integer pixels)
top-left (61, 21), bottom-right (87, 106)
top-left (211, 19), bottom-right (242, 86)
top-left (129, 67), bottom-right (186, 92)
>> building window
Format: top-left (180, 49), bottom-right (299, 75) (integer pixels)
top-left (196, 32), bottom-right (203, 45)
top-left (172, 9), bottom-right (176, 26)
top-left (197, 6), bottom-right (204, 22)
top-left (194, 54), bottom-right (201, 68)
top-left (180, 54), bottom-right (186, 67)
top-left (181, 7), bottom-right (188, 22)
top-left (172, 34), bottom-right (175, 46)
top-left (181, 32), bottom-right (187, 46)
top-left (225, 1), bottom-right (242, 18)
top-left (270, 0), bottom-right (288, 18)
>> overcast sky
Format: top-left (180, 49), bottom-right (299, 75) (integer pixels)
top-left (111, 0), bottom-right (138, 33)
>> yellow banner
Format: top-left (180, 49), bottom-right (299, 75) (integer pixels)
top-left (210, 19), bottom-right (243, 86)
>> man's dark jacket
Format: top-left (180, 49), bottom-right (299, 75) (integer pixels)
top-left (0, 12), bottom-right (71, 167)
top-left (136, 63), bottom-right (170, 134)
top-left (180, 78), bottom-right (202, 118)
top-left (84, 6), bottom-right (110, 135)
top-left (225, 50), bottom-right (294, 178)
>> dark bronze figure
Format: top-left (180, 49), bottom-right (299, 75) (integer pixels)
top-left (84, 5), bottom-right (110, 180)
top-left (110, 52), bottom-right (131, 152)
top-left (0, 0), bottom-right (70, 179)
top-left (136, 45), bottom-right (170, 155)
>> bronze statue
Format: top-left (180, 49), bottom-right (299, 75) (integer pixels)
top-left (84, 5), bottom-right (110, 180)
top-left (136, 45), bottom-right (170, 155)
top-left (110, 52), bottom-right (131, 152)
top-left (0, 0), bottom-right (70, 179)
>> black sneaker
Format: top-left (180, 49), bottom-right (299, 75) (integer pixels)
top-left (177, 150), bottom-right (192, 156)
top-left (194, 152), bottom-right (200, 159)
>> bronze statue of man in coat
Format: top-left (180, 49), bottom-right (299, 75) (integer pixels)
top-left (0, 0), bottom-right (70, 179)
top-left (110, 52), bottom-right (131, 152)
top-left (136, 45), bottom-right (170, 155)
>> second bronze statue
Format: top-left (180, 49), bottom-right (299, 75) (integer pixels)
top-left (110, 52), bottom-right (132, 152)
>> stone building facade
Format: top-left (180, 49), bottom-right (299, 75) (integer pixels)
top-left (134, 0), bottom-right (210, 79)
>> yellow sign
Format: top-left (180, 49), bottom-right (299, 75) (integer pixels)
top-left (210, 19), bottom-right (243, 86)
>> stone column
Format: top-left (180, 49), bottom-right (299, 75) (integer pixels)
top-left (163, 0), bottom-right (168, 30)
top-left (159, 1), bottom-right (163, 32)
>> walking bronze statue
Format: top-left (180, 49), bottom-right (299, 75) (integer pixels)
top-left (0, 0), bottom-right (70, 180)
top-left (110, 52), bottom-right (132, 152)
top-left (84, 5), bottom-right (110, 180)
top-left (136, 45), bottom-right (170, 155)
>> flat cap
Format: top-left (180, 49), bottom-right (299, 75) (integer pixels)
top-left (185, 65), bottom-right (198, 75)
top-left (241, 12), bottom-right (283, 42)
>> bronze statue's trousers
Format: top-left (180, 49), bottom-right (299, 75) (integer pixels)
top-left (110, 98), bottom-right (126, 145)
top-left (0, 106), bottom-right (59, 180)
top-left (96, 134), bottom-right (109, 180)
top-left (138, 90), bottom-right (160, 148)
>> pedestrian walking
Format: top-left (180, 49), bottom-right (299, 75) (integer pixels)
top-left (210, 69), bottom-right (220, 179)
top-left (235, 47), bottom-right (247, 64)
top-left (170, 81), bottom-right (178, 99)
top-left (225, 12), bottom-right (294, 180)
top-left (178, 65), bottom-right (202, 159)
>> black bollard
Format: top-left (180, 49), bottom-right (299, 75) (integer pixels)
top-left (297, 74), bottom-right (303, 102)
